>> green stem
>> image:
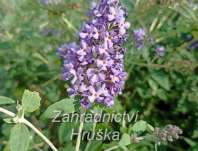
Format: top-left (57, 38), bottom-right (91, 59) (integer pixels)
top-left (155, 143), bottom-right (158, 151)
top-left (62, 15), bottom-right (78, 32)
top-left (0, 107), bottom-right (58, 151)
top-left (75, 109), bottom-right (86, 151)
top-left (104, 145), bottom-right (119, 151)
top-left (84, 120), bottom-right (97, 151)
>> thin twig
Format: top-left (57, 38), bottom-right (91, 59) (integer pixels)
top-left (0, 107), bottom-right (58, 151)
top-left (0, 107), bottom-right (15, 117)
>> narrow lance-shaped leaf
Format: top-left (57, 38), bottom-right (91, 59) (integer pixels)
top-left (0, 96), bottom-right (15, 105)
top-left (151, 70), bottom-right (170, 91)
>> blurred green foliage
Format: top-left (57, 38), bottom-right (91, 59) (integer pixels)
top-left (0, 0), bottom-right (198, 151)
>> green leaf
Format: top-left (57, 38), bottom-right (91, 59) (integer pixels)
top-left (41, 98), bottom-right (75, 119)
top-left (58, 123), bottom-right (77, 143)
top-left (9, 124), bottom-right (31, 151)
top-left (84, 141), bottom-right (103, 151)
top-left (151, 70), bottom-right (170, 91)
top-left (146, 123), bottom-right (154, 133)
top-left (119, 133), bottom-right (131, 147)
top-left (183, 137), bottom-right (197, 147)
top-left (132, 120), bottom-right (147, 132)
top-left (156, 89), bottom-right (168, 101)
top-left (148, 79), bottom-right (158, 95)
top-left (3, 118), bottom-right (14, 124)
top-left (21, 90), bottom-right (41, 113)
top-left (0, 96), bottom-right (15, 105)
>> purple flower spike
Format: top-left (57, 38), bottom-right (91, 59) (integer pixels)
top-left (156, 46), bottom-right (166, 57)
top-left (133, 28), bottom-right (146, 49)
top-left (57, 0), bottom-right (130, 108)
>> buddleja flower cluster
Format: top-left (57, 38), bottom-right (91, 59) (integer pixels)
top-left (133, 28), bottom-right (146, 49)
top-left (133, 28), bottom-right (166, 56)
top-left (57, 0), bottom-right (130, 108)
top-left (154, 124), bottom-right (183, 144)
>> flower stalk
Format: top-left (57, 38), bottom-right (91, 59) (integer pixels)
top-left (75, 109), bottom-right (86, 151)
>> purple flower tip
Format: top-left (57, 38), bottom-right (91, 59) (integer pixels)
top-left (133, 28), bottom-right (146, 49)
top-left (156, 46), bottom-right (166, 57)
